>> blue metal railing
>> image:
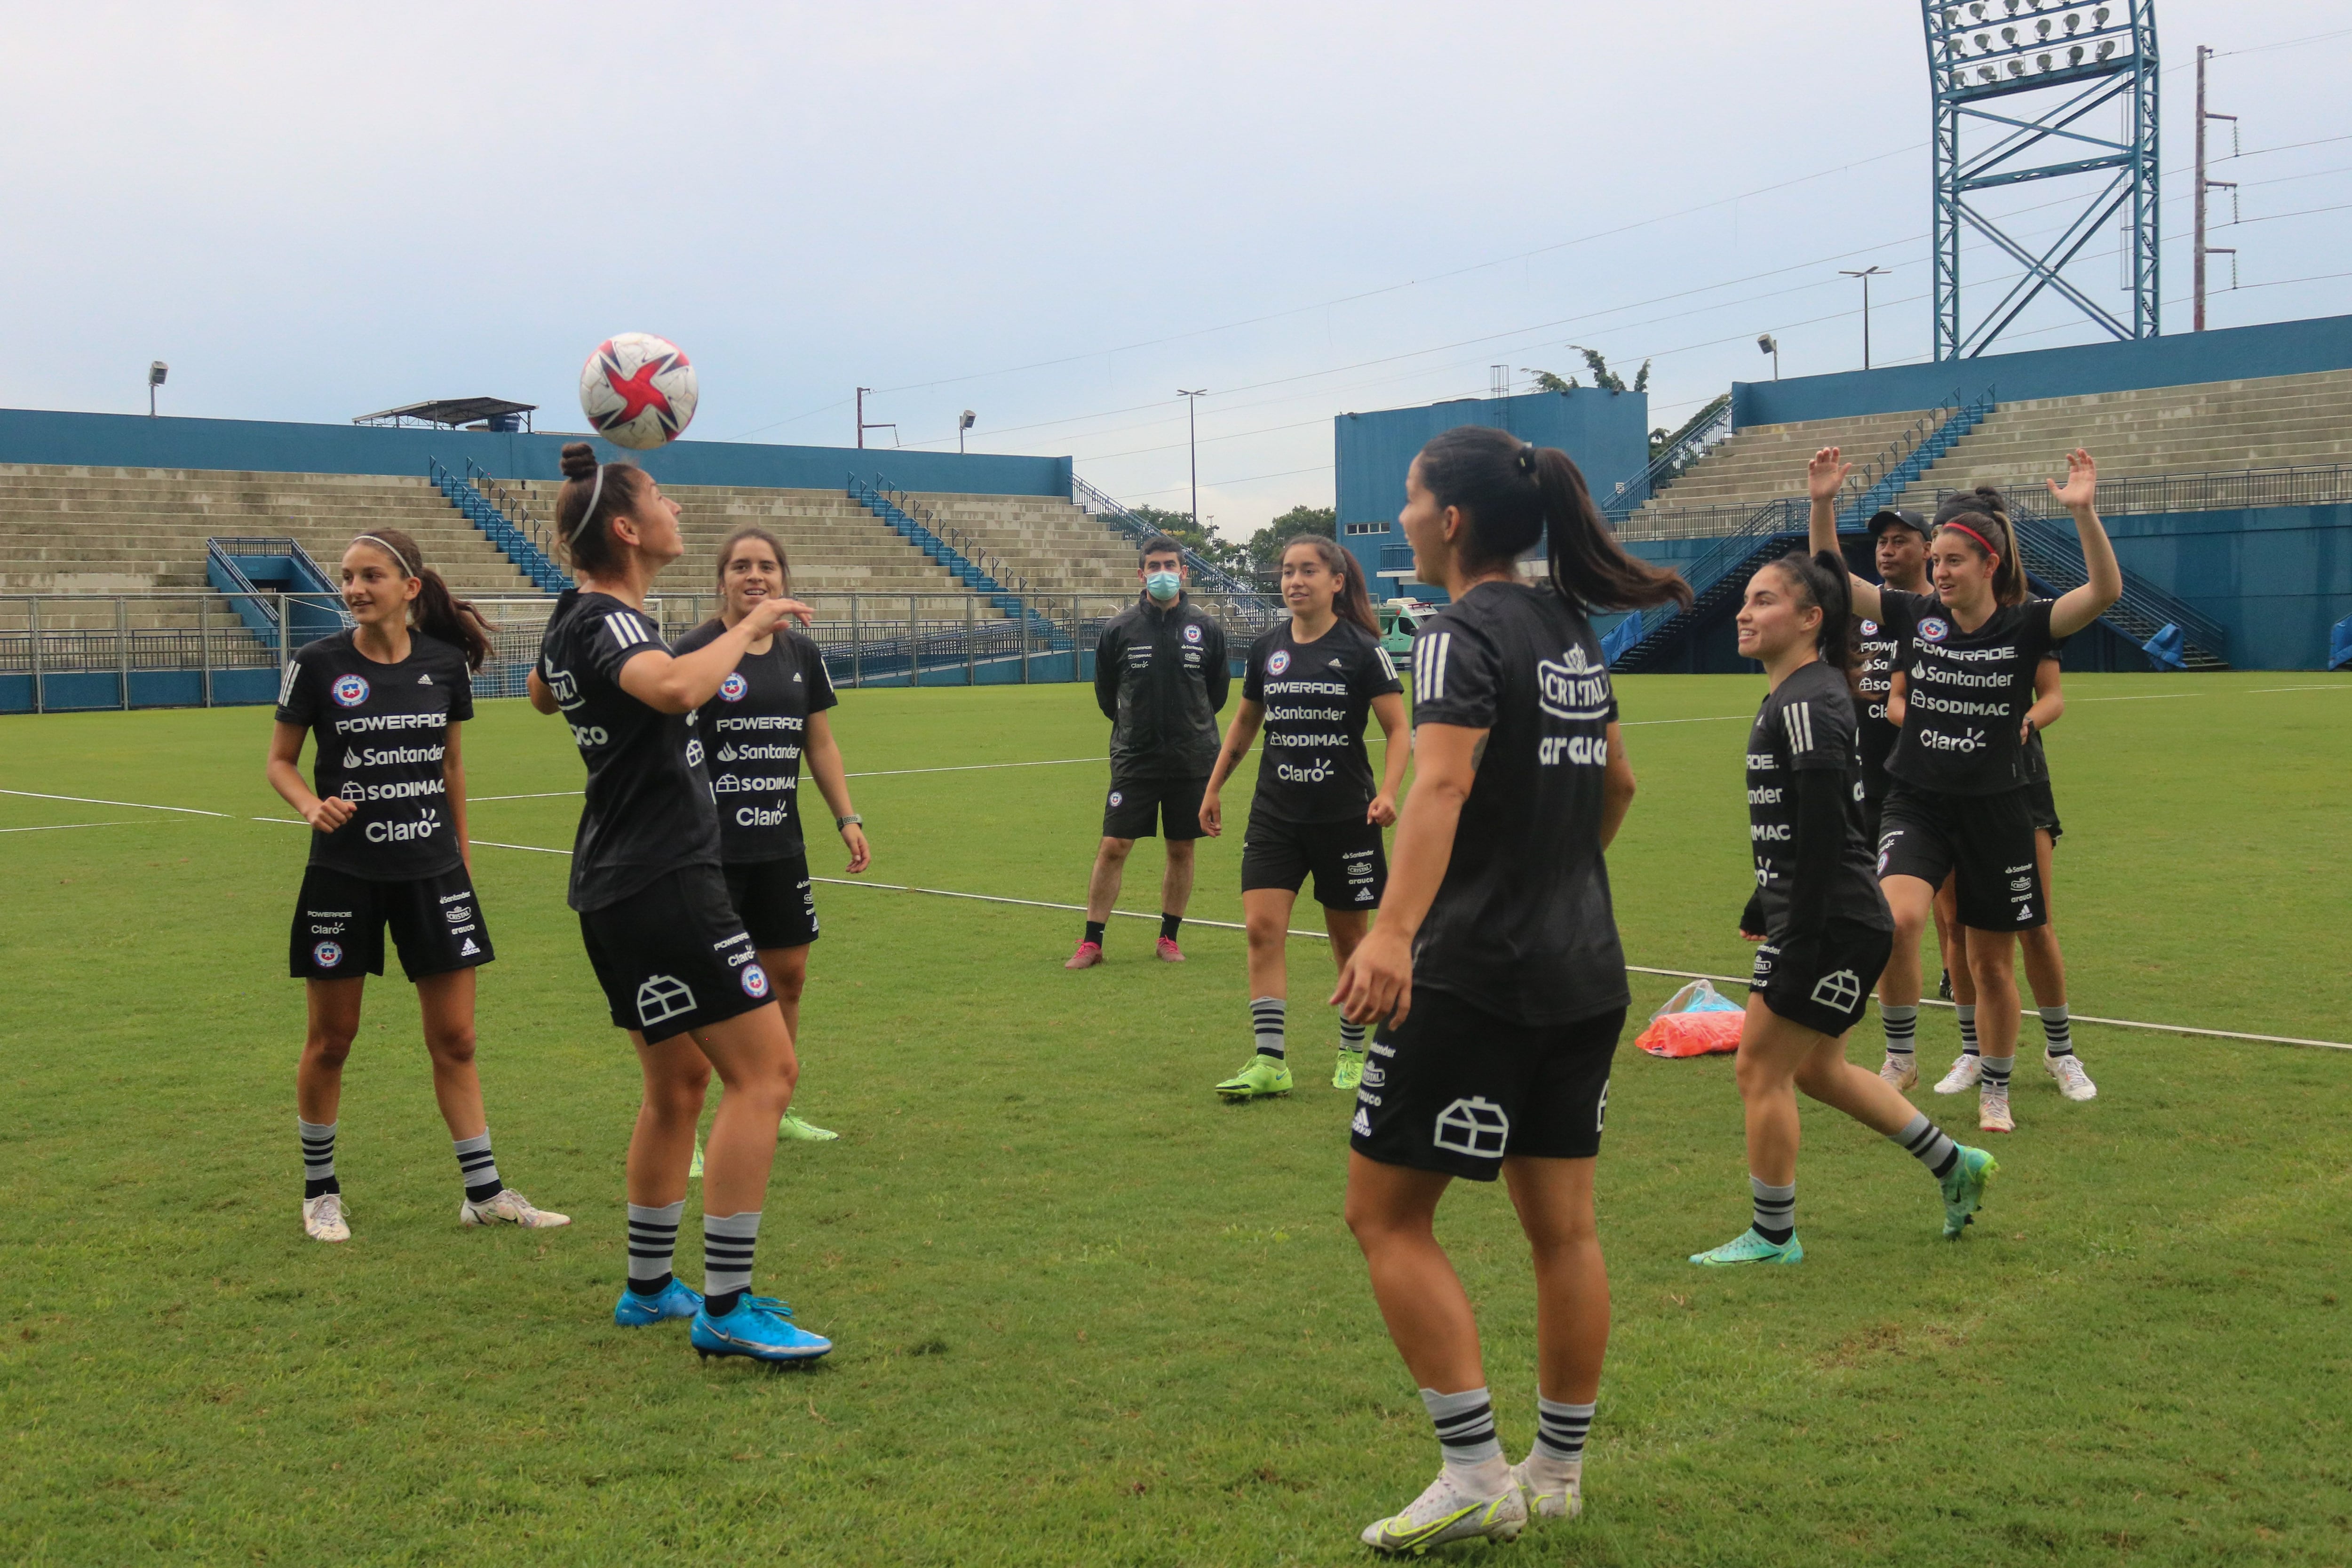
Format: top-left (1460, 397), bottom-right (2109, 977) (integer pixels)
top-left (1605, 393), bottom-right (1733, 516)
top-left (429, 458), bottom-right (568, 593)
top-left (1069, 472), bottom-right (1256, 595)
top-left (2007, 511), bottom-right (2229, 667)
top-left (463, 458), bottom-right (563, 560)
top-left (846, 474), bottom-right (1066, 646)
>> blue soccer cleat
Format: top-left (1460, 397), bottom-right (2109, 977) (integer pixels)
top-left (613, 1278), bottom-right (703, 1326)
top-left (690, 1297), bottom-right (832, 1362)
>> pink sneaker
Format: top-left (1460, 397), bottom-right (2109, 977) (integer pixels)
top-left (1064, 940), bottom-right (1104, 970)
top-left (1156, 936), bottom-right (1185, 963)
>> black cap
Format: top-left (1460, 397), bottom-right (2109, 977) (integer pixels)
top-left (1867, 507), bottom-right (1928, 539)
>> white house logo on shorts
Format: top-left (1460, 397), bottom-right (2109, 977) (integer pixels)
top-left (1183, 623), bottom-right (1203, 644)
top-left (741, 963), bottom-right (771, 999)
top-left (1860, 619), bottom-right (1879, 635)
top-left (312, 940), bottom-right (343, 968)
top-left (1267, 649), bottom-right (1291, 676)
top-left (719, 672), bottom-right (748, 702)
top-left (1810, 969), bottom-right (1863, 1012)
top-left (1432, 1096), bottom-right (1511, 1159)
top-left (1918, 616), bottom-right (1950, 643)
top-left (636, 975), bottom-right (695, 1028)
top-left (1108, 790), bottom-right (1123, 807)
top-left (331, 675), bottom-right (370, 708)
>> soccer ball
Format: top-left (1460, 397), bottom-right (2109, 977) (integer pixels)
top-left (579, 333), bottom-right (698, 450)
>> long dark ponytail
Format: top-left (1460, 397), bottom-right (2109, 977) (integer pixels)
top-left (1767, 547), bottom-right (1860, 696)
top-left (1414, 426), bottom-right (1692, 613)
top-left (1281, 533), bottom-right (1381, 637)
top-left (349, 527), bottom-right (492, 671)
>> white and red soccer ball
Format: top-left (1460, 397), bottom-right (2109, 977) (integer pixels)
top-left (579, 333), bottom-right (698, 450)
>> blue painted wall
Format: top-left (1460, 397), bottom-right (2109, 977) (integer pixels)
top-left (1733, 313), bottom-right (2352, 428)
top-left (0, 407), bottom-right (1073, 497)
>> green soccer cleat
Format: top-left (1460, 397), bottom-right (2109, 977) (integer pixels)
top-left (1214, 1054), bottom-right (1293, 1101)
top-left (780, 1111), bottom-right (838, 1143)
top-left (1689, 1228), bottom-right (1804, 1267)
top-left (1332, 1049), bottom-right (1366, 1090)
top-left (1940, 1145), bottom-right (1998, 1238)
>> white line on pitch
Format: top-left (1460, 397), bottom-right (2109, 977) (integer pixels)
top-left (2249, 684), bottom-right (2352, 693)
top-left (1620, 714), bottom-right (1751, 727)
top-left (847, 756), bottom-right (1104, 779)
top-left (0, 820), bottom-right (137, 834)
top-left (470, 790), bottom-right (584, 802)
top-left (2076, 693), bottom-right (2202, 702)
top-left (0, 788), bottom-right (228, 817)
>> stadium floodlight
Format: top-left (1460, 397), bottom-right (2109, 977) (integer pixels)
top-left (2039, 52), bottom-right (2054, 70)
top-left (2037, 16), bottom-right (2052, 37)
top-left (2066, 10), bottom-right (2081, 29)
top-left (958, 409), bottom-right (976, 453)
top-left (1757, 333), bottom-right (1780, 379)
top-left (147, 360), bottom-right (167, 416)
top-left (2098, 38), bottom-right (2115, 59)
top-left (2002, 25), bottom-right (2018, 42)
top-left (2095, 5), bottom-right (2110, 22)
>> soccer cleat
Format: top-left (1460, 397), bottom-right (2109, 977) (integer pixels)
top-left (690, 1297), bottom-right (832, 1363)
top-left (2046, 1053), bottom-right (2098, 1101)
top-left (1939, 1145), bottom-right (1998, 1238)
top-left (1978, 1082), bottom-right (2014, 1133)
top-left (1359, 1466), bottom-right (1526, 1554)
top-left (1690, 1228), bottom-right (1804, 1267)
top-left (613, 1278), bottom-right (703, 1326)
top-left (1937, 968), bottom-right (1954, 1001)
top-left (1215, 1054), bottom-right (1293, 1101)
top-left (779, 1111), bottom-right (839, 1142)
top-left (461, 1189), bottom-right (572, 1229)
top-left (1155, 935), bottom-right (1185, 963)
top-left (1063, 940), bottom-right (1104, 970)
top-left (302, 1192), bottom-right (350, 1243)
top-left (1511, 1456), bottom-right (1583, 1521)
top-left (1934, 1054), bottom-right (1983, 1094)
top-left (1879, 1053), bottom-right (1919, 1091)
top-left (1333, 1049), bottom-right (1367, 1091)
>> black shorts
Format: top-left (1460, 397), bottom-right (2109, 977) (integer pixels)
top-left (724, 855), bottom-right (820, 950)
top-left (577, 864), bottom-right (772, 1044)
top-left (1860, 765), bottom-right (1889, 853)
top-left (1351, 990), bottom-right (1626, 1182)
top-left (2026, 778), bottom-right (2063, 844)
top-left (1750, 919), bottom-right (1895, 1038)
top-left (1240, 814), bottom-right (1387, 911)
top-left (290, 862), bottom-right (492, 982)
top-left (1104, 774), bottom-right (1209, 841)
top-left (1877, 781), bottom-right (2047, 931)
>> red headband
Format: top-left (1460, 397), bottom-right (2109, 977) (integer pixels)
top-left (1939, 520), bottom-right (2000, 562)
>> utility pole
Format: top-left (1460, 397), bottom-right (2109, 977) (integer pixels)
top-left (855, 388), bottom-right (895, 450)
top-left (2193, 45), bottom-right (2238, 333)
top-left (1177, 388), bottom-right (1207, 529)
top-left (1840, 267), bottom-right (1889, 369)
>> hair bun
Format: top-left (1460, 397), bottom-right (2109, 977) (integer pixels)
top-left (559, 442), bottom-right (600, 481)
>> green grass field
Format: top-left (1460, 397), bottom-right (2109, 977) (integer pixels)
top-left (4, 671), bottom-right (2349, 1566)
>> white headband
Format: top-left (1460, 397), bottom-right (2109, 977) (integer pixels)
top-left (353, 533), bottom-right (416, 575)
top-left (581, 463), bottom-right (608, 528)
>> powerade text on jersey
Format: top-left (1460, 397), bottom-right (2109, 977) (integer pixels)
top-left (1878, 589), bottom-right (2058, 795)
top-left (1853, 613), bottom-right (1904, 788)
top-left (674, 622), bottom-right (837, 860)
top-left (276, 630), bottom-right (473, 880)
top-left (1745, 661), bottom-right (1885, 936)
top-left (1242, 619), bottom-right (1401, 822)
top-left (537, 590), bottom-right (721, 912)
top-left (1406, 582), bottom-right (1628, 1026)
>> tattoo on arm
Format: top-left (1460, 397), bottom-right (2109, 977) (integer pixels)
top-left (1469, 736), bottom-right (1487, 771)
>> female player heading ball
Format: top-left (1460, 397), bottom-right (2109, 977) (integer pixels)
top-left (1199, 534), bottom-right (1407, 1099)
top-left (1332, 428), bottom-right (1689, 1553)
top-left (529, 445), bottom-right (828, 1363)
top-left (268, 528), bottom-right (567, 1242)
top-left (1686, 549), bottom-right (1995, 1269)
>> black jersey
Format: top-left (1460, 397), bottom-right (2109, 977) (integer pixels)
top-left (1853, 611), bottom-right (1906, 786)
top-left (537, 589), bottom-right (721, 913)
top-left (1746, 661), bottom-right (1886, 936)
top-left (673, 621), bottom-right (838, 861)
top-left (1879, 589), bottom-right (2059, 796)
top-left (275, 629), bottom-right (473, 880)
top-left (1406, 581), bottom-right (1628, 1027)
top-left (1241, 618), bottom-right (1402, 823)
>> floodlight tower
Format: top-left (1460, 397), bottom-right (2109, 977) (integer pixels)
top-left (1922, 0), bottom-right (2161, 359)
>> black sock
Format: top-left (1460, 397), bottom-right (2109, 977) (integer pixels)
top-left (628, 1271), bottom-right (673, 1297)
top-left (1084, 919), bottom-right (1106, 947)
top-left (1160, 913), bottom-right (1183, 941)
top-left (704, 1289), bottom-right (744, 1317)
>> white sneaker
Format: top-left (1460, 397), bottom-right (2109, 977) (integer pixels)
top-left (1879, 1054), bottom-right (1919, 1092)
top-left (1511, 1455), bottom-right (1584, 1520)
top-left (1360, 1465), bottom-right (1526, 1554)
top-left (1934, 1054), bottom-right (1983, 1094)
top-left (302, 1192), bottom-right (350, 1243)
top-left (1979, 1082), bottom-right (2015, 1134)
top-left (2046, 1053), bottom-right (2098, 1101)
top-left (460, 1189), bottom-right (572, 1229)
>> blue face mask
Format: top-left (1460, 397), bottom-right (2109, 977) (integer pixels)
top-left (1144, 569), bottom-right (1181, 603)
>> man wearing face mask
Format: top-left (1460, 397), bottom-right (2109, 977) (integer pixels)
top-left (1067, 537), bottom-right (1231, 968)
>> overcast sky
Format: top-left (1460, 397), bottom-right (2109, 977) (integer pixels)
top-left (3, 1), bottom-right (2345, 534)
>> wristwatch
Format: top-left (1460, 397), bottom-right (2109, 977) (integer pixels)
top-left (836, 813), bottom-right (863, 830)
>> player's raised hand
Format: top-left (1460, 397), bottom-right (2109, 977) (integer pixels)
top-left (2046, 448), bottom-right (2098, 512)
top-left (1807, 447), bottom-right (1852, 504)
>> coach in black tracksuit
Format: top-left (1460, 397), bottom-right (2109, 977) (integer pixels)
top-left (1065, 534), bottom-right (1230, 968)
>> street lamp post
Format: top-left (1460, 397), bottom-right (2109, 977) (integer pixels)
top-left (148, 361), bottom-right (168, 416)
top-left (958, 409), bottom-right (976, 453)
top-left (1177, 388), bottom-right (1207, 530)
top-left (1839, 268), bottom-right (1889, 369)
top-left (1756, 334), bottom-right (1780, 381)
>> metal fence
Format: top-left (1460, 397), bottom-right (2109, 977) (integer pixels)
top-left (0, 590), bottom-right (1285, 713)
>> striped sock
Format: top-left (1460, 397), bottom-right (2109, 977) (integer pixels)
top-left (1249, 996), bottom-right (1286, 1060)
top-left (1881, 1004), bottom-right (1918, 1060)
top-left (1891, 1111), bottom-right (1961, 1178)
top-left (453, 1131), bottom-right (501, 1203)
top-left (1339, 1017), bottom-right (1367, 1053)
top-left (1421, 1386), bottom-right (1502, 1467)
top-left (299, 1118), bottom-right (338, 1199)
top-left (1750, 1176), bottom-right (1795, 1245)
top-left (2041, 1005), bottom-right (2074, 1059)
top-left (1957, 1004), bottom-right (1980, 1059)
top-left (702, 1210), bottom-right (762, 1316)
top-left (1532, 1396), bottom-right (1595, 1464)
top-left (626, 1200), bottom-right (683, 1296)
top-left (1981, 1054), bottom-right (2014, 1093)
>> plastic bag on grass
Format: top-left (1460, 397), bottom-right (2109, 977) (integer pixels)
top-left (1636, 978), bottom-right (1746, 1059)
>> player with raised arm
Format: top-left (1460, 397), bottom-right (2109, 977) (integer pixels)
top-left (527, 445), bottom-right (829, 1361)
top-left (1689, 549), bottom-right (1996, 1268)
top-left (1809, 446), bottom-right (2119, 1133)
top-left (675, 526), bottom-right (872, 1142)
top-left (1199, 534), bottom-right (1408, 1099)
top-left (268, 528), bottom-right (567, 1242)
top-left (1333, 427), bottom-right (1689, 1552)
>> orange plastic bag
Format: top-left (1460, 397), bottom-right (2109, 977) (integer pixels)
top-left (1635, 979), bottom-right (1747, 1059)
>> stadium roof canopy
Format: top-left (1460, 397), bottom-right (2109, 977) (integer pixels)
top-left (351, 397), bottom-right (538, 430)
